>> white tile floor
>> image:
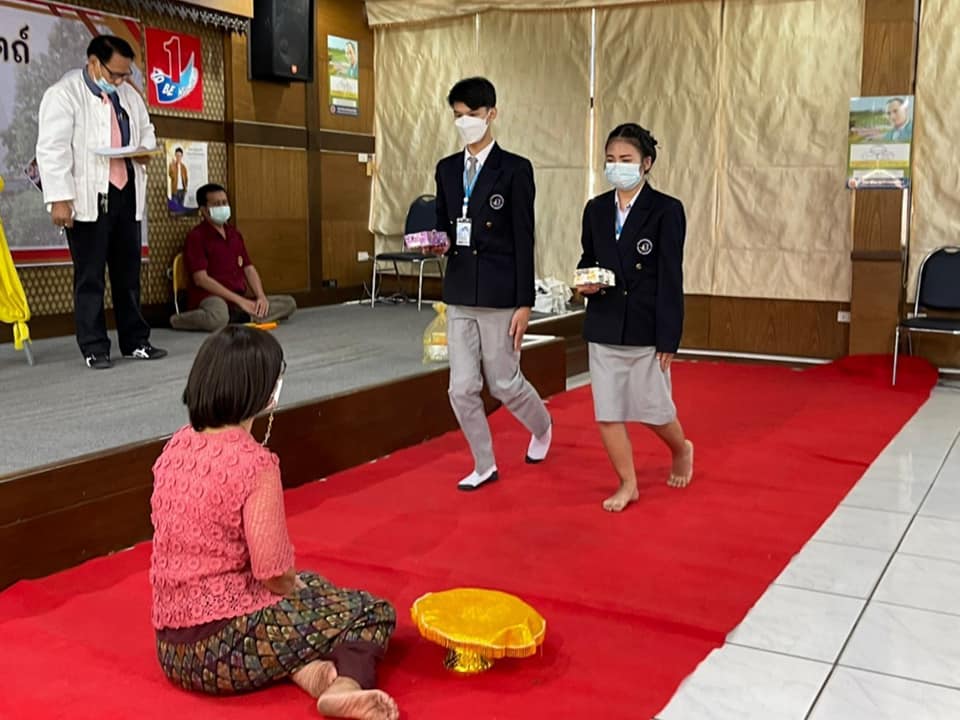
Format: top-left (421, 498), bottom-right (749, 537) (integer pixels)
top-left (651, 382), bottom-right (960, 720)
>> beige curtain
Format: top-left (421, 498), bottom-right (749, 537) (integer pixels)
top-left (594, 1), bottom-right (723, 296)
top-left (713, 0), bottom-right (863, 301)
top-left (366, 0), bottom-right (653, 27)
top-left (910, 0), bottom-right (960, 301)
top-left (372, 10), bottom-right (590, 281)
top-left (374, 0), bottom-right (863, 301)
top-left (594, 0), bottom-right (862, 301)
top-left (478, 11), bottom-right (591, 280)
top-left (371, 16), bottom-right (477, 256)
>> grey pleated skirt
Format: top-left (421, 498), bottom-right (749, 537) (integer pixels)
top-left (588, 343), bottom-right (677, 424)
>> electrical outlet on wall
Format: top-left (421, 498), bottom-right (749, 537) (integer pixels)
top-left (837, 310), bottom-right (851, 323)
top-left (357, 251), bottom-right (370, 262)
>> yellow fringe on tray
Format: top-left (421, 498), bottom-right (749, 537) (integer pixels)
top-left (411, 588), bottom-right (547, 660)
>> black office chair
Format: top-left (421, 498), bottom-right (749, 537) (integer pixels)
top-left (370, 195), bottom-right (444, 311)
top-left (893, 246), bottom-right (960, 385)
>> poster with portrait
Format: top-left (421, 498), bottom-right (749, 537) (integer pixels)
top-left (847, 95), bottom-right (914, 189)
top-left (165, 139), bottom-right (208, 216)
top-left (328, 35), bottom-right (359, 117)
top-left (145, 27), bottom-right (203, 112)
top-left (23, 157), bottom-right (42, 192)
top-left (0, 0), bottom-right (148, 266)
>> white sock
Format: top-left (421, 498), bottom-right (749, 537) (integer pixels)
top-left (526, 423), bottom-right (552, 462)
top-left (458, 466), bottom-right (498, 489)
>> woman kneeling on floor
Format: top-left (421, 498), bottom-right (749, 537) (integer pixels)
top-left (150, 326), bottom-right (398, 720)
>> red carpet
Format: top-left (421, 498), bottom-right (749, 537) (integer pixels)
top-left (0, 356), bottom-right (936, 720)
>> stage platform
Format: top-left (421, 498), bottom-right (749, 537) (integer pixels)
top-left (0, 302), bottom-right (580, 589)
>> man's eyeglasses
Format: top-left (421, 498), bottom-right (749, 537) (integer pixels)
top-left (100, 63), bottom-right (133, 82)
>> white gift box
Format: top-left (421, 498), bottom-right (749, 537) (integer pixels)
top-left (574, 267), bottom-right (616, 287)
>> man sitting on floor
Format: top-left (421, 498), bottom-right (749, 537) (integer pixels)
top-left (171, 183), bottom-right (296, 332)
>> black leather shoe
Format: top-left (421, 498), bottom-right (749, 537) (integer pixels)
top-left (85, 353), bottom-right (113, 370)
top-left (124, 343), bottom-right (168, 360)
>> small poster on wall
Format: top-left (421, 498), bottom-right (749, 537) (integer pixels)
top-left (146, 27), bottom-right (203, 112)
top-left (165, 140), bottom-right (208, 216)
top-left (847, 95), bottom-right (914, 189)
top-left (328, 34), bottom-right (359, 117)
top-left (23, 157), bottom-right (42, 193)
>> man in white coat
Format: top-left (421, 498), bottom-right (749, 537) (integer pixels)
top-left (36, 35), bottom-right (166, 369)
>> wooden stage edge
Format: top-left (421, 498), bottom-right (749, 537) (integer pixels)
top-left (0, 337), bottom-right (568, 591)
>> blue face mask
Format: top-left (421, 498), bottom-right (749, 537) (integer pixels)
top-left (96, 77), bottom-right (118, 95)
top-left (605, 162), bottom-right (643, 191)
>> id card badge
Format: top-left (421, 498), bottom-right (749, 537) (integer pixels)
top-left (456, 218), bottom-right (472, 247)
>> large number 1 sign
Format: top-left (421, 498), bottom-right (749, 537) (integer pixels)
top-left (145, 28), bottom-right (203, 112)
top-left (163, 35), bottom-right (182, 84)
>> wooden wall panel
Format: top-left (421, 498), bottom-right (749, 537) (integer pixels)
top-left (231, 146), bottom-right (310, 292)
top-left (316, 0), bottom-right (375, 135)
top-left (681, 295), bottom-right (711, 350)
top-left (912, 335), bottom-right (960, 369)
top-left (184, 0), bottom-right (252, 16)
top-left (862, 18), bottom-right (916, 93)
top-left (0, 487), bottom-right (155, 589)
top-left (320, 152), bottom-right (375, 287)
top-left (848, 0), bottom-right (918, 356)
top-left (851, 261), bottom-right (902, 354)
top-left (852, 191), bottom-right (905, 253)
top-left (706, 297), bottom-right (850, 359)
top-left (226, 34), bottom-right (307, 125)
top-left (564, 294), bottom-right (850, 359)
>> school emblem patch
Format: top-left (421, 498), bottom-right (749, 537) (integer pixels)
top-left (637, 238), bottom-right (653, 256)
top-left (490, 194), bottom-right (505, 210)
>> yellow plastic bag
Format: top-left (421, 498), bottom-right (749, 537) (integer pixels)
top-left (0, 175), bottom-right (32, 351)
top-left (422, 302), bottom-right (448, 363)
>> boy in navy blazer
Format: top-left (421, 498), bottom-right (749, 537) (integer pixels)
top-left (431, 77), bottom-right (552, 490)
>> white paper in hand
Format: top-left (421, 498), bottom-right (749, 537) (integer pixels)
top-left (94, 145), bottom-right (158, 158)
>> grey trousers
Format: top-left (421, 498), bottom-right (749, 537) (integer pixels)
top-left (447, 305), bottom-right (551, 472)
top-left (170, 295), bottom-right (297, 332)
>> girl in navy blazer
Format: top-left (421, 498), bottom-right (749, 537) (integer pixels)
top-left (576, 124), bottom-right (694, 512)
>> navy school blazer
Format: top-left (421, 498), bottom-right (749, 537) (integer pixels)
top-left (434, 143), bottom-right (536, 309)
top-left (577, 183), bottom-right (686, 353)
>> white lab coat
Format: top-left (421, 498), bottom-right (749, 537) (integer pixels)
top-left (36, 69), bottom-right (156, 222)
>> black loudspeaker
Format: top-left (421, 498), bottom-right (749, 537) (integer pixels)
top-left (249, 0), bottom-right (314, 82)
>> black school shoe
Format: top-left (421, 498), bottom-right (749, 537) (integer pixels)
top-left (85, 353), bottom-right (114, 370)
top-left (123, 343), bottom-right (168, 360)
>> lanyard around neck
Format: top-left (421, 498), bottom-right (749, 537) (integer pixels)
top-left (615, 203), bottom-right (632, 241)
top-left (462, 161), bottom-right (481, 217)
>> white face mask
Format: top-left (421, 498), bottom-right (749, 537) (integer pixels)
top-left (455, 115), bottom-right (488, 145)
top-left (208, 205), bottom-right (231, 226)
top-left (605, 162), bottom-right (644, 191)
top-left (269, 378), bottom-right (283, 410)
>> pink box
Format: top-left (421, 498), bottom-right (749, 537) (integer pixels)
top-left (404, 230), bottom-right (449, 249)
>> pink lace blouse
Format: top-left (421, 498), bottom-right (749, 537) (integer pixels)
top-left (150, 426), bottom-right (295, 630)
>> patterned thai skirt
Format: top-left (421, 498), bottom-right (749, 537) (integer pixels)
top-left (156, 572), bottom-right (395, 695)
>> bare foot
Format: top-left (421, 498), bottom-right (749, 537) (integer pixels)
top-left (292, 660), bottom-right (338, 698)
top-left (602, 484), bottom-right (639, 512)
top-left (316, 677), bottom-right (399, 720)
top-left (667, 440), bottom-right (694, 488)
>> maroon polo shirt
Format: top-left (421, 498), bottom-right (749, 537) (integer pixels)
top-left (184, 220), bottom-right (252, 309)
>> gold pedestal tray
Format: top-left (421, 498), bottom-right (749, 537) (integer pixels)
top-left (411, 588), bottom-right (546, 675)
